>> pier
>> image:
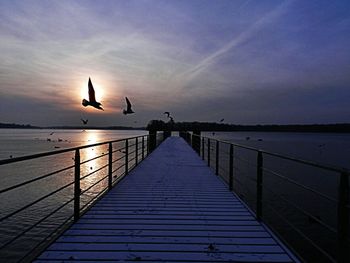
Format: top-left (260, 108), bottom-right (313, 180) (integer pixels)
top-left (34, 137), bottom-right (298, 262)
top-left (0, 132), bottom-right (349, 262)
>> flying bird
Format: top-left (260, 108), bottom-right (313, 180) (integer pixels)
top-left (220, 118), bottom-right (224, 122)
top-left (123, 97), bottom-right (134, 115)
top-left (81, 119), bottom-right (88, 125)
top-left (82, 78), bottom-right (104, 110)
top-left (164, 112), bottom-right (171, 118)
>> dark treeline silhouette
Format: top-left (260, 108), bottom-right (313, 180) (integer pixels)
top-left (146, 120), bottom-right (350, 133)
top-left (0, 123), bottom-right (39, 129)
top-left (46, 126), bottom-right (144, 130)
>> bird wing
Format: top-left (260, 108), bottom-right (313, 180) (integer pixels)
top-left (125, 97), bottom-right (132, 110)
top-left (88, 78), bottom-right (96, 102)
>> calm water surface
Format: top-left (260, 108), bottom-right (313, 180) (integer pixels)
top-left (0, 129), bottom-right (147, 262)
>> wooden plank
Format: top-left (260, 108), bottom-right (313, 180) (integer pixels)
top-left (84, 211), bottom-right (252, 217)
top-left (60, 229), bottom-right (270, 238)
top-left (47, 243), bottom-right (285, 253)
top-left (63, 228), bottom-right (267, 236)
top-left (57, 235), bottom-right (273, 244)
top-left (76, 218), bottom-right (256, 224)
top-left (88, 206), bottom-right (248, 212)
top-left (37, 251), bottom-right (294, 262)
top-left (71, 223), bottom-right (260, 231)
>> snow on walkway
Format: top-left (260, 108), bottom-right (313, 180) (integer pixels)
top-left (35, 136), bottom-right (299, 262)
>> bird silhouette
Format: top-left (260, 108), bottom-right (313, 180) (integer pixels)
top-left (123, 97), bottom-right (134, 115)
top-left (82, 78), bottom-right (104, 110)
top-left (81, 119), bottom-right (88, 125)
top-left (220, 118), bottom-right (224, 122)
top-left (164, 112), bottom-right (171, 118)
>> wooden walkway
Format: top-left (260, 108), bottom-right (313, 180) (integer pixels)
top-left (34, 137), bottom-right (299, 262)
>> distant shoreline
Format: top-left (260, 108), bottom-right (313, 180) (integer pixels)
top-left (1, 122), bottom-right (350, 133)
top-left (0, 123), bottom-right (145, 130)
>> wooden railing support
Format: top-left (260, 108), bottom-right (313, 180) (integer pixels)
top-left (142, 136), bottom-right (145, 160)
top-left (215, 140), bottom-right (219, 175)
top-left (201, 137), bottom-right (204, 160)
top-left (229, 144), bottom-right (234, 191)
top-left (135, 138), bottom-right (138, 165)
top-left (74, 149), bottom-right (80, 222)
top-left (149, 130), bottom-right (157, 152)
top-left (108, 143), bottom-right (112, 190)
top-left (192, 131), bottom-right (201, 154)
top-left (256, 151), bottom-right (263, 221)
top-left (125, 139), bottom-right (129, 175)
top-left (337, 172), bottom-right (349, 263)
top-left (207, 139), bottom-right (211, 167)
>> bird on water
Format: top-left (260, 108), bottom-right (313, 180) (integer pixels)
top-left (123, 97), bottom-right (134, 115)
top-left (82, 78), bottom-right (104, 110)
top-left (81, 119), bottom-right (88, 125)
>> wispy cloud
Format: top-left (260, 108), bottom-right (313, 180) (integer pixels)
top-left (182, 0), bottom-right (295, 83)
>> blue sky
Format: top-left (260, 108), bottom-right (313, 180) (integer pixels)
top-left (0, 0), bottom-right (349, 126)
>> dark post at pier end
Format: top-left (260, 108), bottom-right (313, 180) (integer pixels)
top-left (164, 130), bottom-right (171, 139)
top-left (148, 129), bottom-right (157, 152)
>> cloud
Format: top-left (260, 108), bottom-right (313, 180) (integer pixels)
top-left (181, 0), bottom-right (295, 83)
top-left (1, 0), bottom-right (350, 126)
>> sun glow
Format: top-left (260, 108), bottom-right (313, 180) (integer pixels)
top-left (73, 76), bottom-right (121, 113)
top-left (80, 80), bottom-right (105, 103)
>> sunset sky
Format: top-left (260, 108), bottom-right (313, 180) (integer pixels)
top-left (0, 0), bottom-right (349, 127)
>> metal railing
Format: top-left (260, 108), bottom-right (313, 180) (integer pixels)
top-left (182, 132), bottom-right (349, 263)
top-left (0, 133), bottom-right (164, 262)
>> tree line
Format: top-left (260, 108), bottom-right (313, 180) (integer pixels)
top-left (146, 120), bottom-right (350, 133)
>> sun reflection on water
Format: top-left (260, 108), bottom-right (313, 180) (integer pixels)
top-left (80, 130), bottom-right (108, 191)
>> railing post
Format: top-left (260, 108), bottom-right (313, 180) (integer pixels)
top-left (192, 131), bottom-right (201, 154)
top-left (147, 135), bottom-right (150, 156)
top-left (74, 149), bottom-right (80, 222)
top-left (108, 142), bottom-right (112, 190)
top-left (337, 172), bottom-right (349, 263)
top-left (149, 130), bottom-right (157, 152)
top-left (207, 138), bottom-right (211, 167)
top-left (142, 136), bottom-right (145, 160)
top-left (125, 139), bottom-right (129, 175)
top-left (215, 140), bottom-right (219, 175)
top-left (135, 137), bottom-right (138, 165)
top-left (201, 137), bottom-right (204, 160)
top-left (229, 144), bottom-right (234, 191)
top-left (256, 151), bottom-right (263, 221)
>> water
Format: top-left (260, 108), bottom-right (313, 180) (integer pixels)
top-left (0, 129), bottom-right (349, 262)
top-left (205, 131), bottom-right (350, 169)
top-left (0, 129), bottom-right (148, 160)
top-left (203, 131), bottom-right (350, 262)
top-left (0, 129), bottom-right (147, 262)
